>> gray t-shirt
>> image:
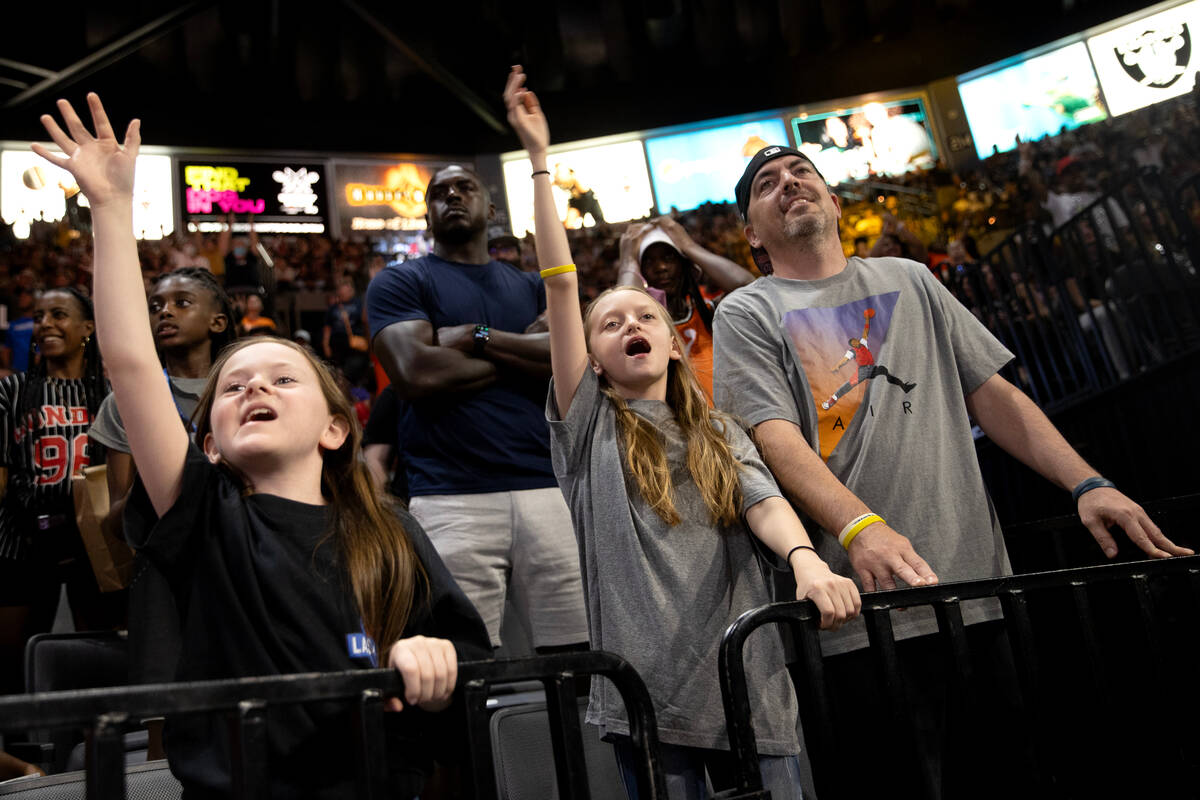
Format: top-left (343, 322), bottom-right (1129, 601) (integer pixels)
top-left (714, 256), bottom-right (1014, 655)
top-left (89, 375), bottom-right (208, 453)
top-left (547, 367), bottom-right (800, 755)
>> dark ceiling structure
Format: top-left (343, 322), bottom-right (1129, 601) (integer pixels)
top-left (0, 0), bottom-right (1154, 157)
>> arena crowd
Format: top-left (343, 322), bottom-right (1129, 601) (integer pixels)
top-left (0, 71), bottom-right (1196, 799)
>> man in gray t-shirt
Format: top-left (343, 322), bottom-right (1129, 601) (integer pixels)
top-left (713, 144), bottom-right (1191, 796)
top-left (713, 146), bottom-right (1191, 649)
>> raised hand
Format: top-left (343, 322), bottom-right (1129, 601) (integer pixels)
top-left (618, 221), bottom-right (656, 260)
top-left (31, 93), bottom-right (140, 211)
top-left (654, 216), bottom-right (697, 253)
top-left (503, 65), bottom-right (549, 154)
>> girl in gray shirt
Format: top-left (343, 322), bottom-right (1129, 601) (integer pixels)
top-left (504, 65), bottom-right (860, 800)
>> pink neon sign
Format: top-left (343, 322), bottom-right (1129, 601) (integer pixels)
top-left (183, 165), bottom-right (266, 215)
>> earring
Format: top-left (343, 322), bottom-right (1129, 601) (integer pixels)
top-left (81, 336), bottom-right (90, 349)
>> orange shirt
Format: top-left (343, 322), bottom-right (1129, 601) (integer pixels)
top-left (241, 315), bottom-right (276, 334)
top-left (675, 299), bottom-right (715, 404)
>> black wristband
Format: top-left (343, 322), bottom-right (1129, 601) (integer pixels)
top-left (1072, 476), bottom-right (1116, 504)
top-left (531, 169), bottom-right (550, 179)
top-left (786, 544), bottom-right (817, 568)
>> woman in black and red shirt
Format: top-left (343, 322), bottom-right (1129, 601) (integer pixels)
top-left (0, 286), bottom-right (116, 695)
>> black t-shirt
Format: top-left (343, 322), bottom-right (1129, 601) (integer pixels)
top-left (125, 444), bottom-right (491, 799)
top-left (362, 384), bottom-right (408, 500)
top-left (224, 252), bottom-right (261, 290)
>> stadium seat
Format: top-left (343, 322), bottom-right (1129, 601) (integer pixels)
top-left (489, 697), bottom-right (625, 800)
top-left (0, 761), bottom-right (179, 799)
top-left (19, 633), bottom-right (145, 775)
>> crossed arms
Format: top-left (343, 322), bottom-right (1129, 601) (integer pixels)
top-left (373, 319), bottom-right (551, 401)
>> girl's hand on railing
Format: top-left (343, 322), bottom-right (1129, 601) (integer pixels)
top-left (386, 636), bottom-right (458, 712)
top-left (792, 551), bottom-right (862, 632)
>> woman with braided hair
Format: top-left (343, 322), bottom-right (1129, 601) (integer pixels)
top-left (0, 286), bottom-right (114, 694)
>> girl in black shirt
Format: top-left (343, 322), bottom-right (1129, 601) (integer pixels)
top-left (35, 94), bottom-right (489, 798)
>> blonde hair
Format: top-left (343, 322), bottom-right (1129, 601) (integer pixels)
top-left (583, 286), bottom-right (742, 527)
top-left (193, 337), bottom-right (427, 650)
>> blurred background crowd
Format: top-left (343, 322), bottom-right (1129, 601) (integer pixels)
top-left (3, 88), bottom-right (1197, 396)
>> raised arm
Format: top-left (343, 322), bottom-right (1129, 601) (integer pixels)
top-left (870, 213), bottom-right (927, 263)
top-left (894, 220), bottom-right (927, 263)
top-left (503, 66), bottom-right (587, 416)
top-left (218, 213), bottom-right (233, 257)
top-left (33, 94), bottom-right (187, 516)
top-left (616, 221), bottom-right (655, 287)
top-left (655, 216), bottom-right (755, 292)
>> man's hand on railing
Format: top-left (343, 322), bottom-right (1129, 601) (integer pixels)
top-left (1077, 488), bottom-right (1194, 560)
top-left (846, 522), bottom-right (939, 592)
top-left (385, 636), bottom-right (458, 713)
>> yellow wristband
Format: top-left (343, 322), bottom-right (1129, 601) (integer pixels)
top-left (838, 513), bottom-right (884, 550)
top-left (540, 264), bottom-right (577, 279)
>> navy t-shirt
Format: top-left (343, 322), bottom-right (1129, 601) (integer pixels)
top-left (366, 254), bottom-right (556, 496)
top-left (324, 297), bottom-right (366, 356)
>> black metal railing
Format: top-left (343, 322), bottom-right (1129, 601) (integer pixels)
top-left (0, 651), bottom-right (666, 800)
top-left (960, 170), bottom-right (1200, 413)
top-left (718, 554), bottom-right (1200, 800)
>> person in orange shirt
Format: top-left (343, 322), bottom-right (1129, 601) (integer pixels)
top-left (618, 217), bottom-right (755, 400)
top-left (238, 293), bottom-right (276, 336)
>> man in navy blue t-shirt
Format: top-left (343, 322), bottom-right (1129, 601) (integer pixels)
top-left (367, 165), bottom-right (587, 653)
top-left (3, 289), bottom-right (35, 373)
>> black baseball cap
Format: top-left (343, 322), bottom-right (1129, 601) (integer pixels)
top-left (488, 234), bottom-right (520, 250)
top-left (735, 145), bottom-right (819, 221)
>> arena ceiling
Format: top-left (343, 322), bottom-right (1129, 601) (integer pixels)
top-left (0, 0), bottom-right (1156, 156)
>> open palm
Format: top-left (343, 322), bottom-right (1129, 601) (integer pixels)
top-left (32, 93), bottom-right (140, 210)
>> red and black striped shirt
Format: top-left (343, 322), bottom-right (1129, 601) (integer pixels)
top-left (0, 372), bottom-right (106, 560)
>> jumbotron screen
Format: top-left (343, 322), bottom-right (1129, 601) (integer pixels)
top-left (958, 43), bottom-right (1108, 158)
top-left (788, 98), bottom-right (937, 185)
top-left (645, 118), bottom-right (788, 212)
top-left (1, 149), bottom-right (174, 240)
top-left (502, 140), bottom-right (654, 237)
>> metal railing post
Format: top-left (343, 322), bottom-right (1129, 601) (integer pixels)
top-left (86, 712), bottom-right (127, 800)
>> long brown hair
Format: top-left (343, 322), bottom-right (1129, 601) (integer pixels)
top-left (193, 337), bottom-right (426, 650)
top-left (583, 286), bottom-right (742, 527)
